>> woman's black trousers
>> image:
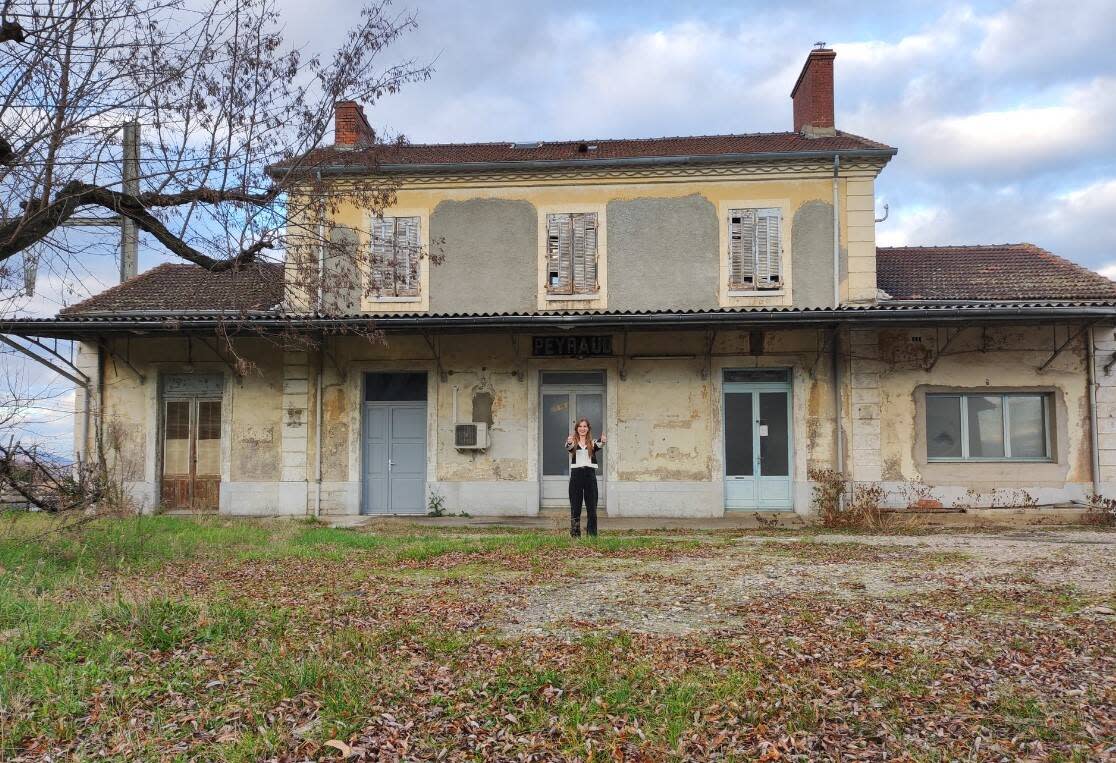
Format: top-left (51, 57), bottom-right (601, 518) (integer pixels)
top-left (568, 467), bottom-right (598, 537)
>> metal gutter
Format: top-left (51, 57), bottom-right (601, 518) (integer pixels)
top-left (273, 147), bottom-right (898, 179)
top-left (5, 304), bottom-right (1116, 338)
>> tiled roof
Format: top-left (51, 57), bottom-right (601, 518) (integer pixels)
top-left (271, 130), bottom-right (895, 173)
top-left (52, 243), bottom-right (1116, 319)
top-left (877, 244), bottom-right (1116, 301)
top-left (58, 262), bottom-right (283, 315)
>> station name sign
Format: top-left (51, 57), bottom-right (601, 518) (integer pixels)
top-left (532, 335), bottom-right (613, 357)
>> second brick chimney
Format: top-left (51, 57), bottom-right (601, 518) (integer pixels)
top-left (790, 48), bottom-right (836, 137)
top-left (334, 101), bottom-right (374, 148)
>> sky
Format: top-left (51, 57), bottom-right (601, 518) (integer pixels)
top-left (5, 0), bottom-right (1116, 453)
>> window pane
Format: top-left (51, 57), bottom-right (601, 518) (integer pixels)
top-left (365, 372), bottom-right (427, 401)
top-left (542, 394), bottom-right (571, 476)
top-left (759, 391), bottom-right (789, 476)
top-left (724, 392), bottom-right (754, 476)
top-left (163, 401), bottom-right (191, 475)
top-left (1008, 396), bottom-right (1047, 458)
top-left (724, 369), bottom-right (789, 384)
top-left (926, 396), bottom-right (962, 458)
top-left (196, 401), bottom-right (221, 476)
top-left (541, 371), bottom-right (605, 386)
top-left (967, 395), bottom-right (1005, 458)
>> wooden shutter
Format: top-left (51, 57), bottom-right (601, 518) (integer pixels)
top-left (394, 216), bottom-right (420, 296)
top-left (370, 216), bottom-right (420, 297)
top-left (729, 208), bottom-right (781, 291)
top-left (369, 217), bottom-right (394, 294)
top-left (547, 212), bottom-right (598, 295)
top-left (572, 212), bottom-right (598, 293)
top-left (546, 213), bottom-right (572, 294)
top-left (729, 209), bottom-right (756, 289)
top-left (758, 209), bottom-right (782, 289)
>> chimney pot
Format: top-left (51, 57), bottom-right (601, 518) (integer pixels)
top-left (790, 48), bottom-right (836, 137)
top-left (334, 100), bottom-right (374, 148)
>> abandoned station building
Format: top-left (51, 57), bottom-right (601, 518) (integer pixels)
top-left (7, 48), bottom-right (1116, 519)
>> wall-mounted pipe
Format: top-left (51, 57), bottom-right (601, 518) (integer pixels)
top-left (832, 155), bottom-right (841, 308)
top-left (874, 203), bottom-right (889, 223)
top-left (831, 327), bottom-right (845, 484)
top-left (314, 344), bottom-right (324, 517)
top-left (1087, 325), bottom-right (1100, 497)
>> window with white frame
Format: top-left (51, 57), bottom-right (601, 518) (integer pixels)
top-left (926, 392), bottom-right (1051, 461)
top-left (728, 207), bottom-right (782, 291)
top-left (545, 212), bottom-right (598, 296)
top-left (369, 216), bottom-right (421, 298)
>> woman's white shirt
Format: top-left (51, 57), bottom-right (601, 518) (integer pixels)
top-left (573, 446), bottom-right (597, 469)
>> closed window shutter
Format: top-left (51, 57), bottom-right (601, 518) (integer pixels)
top-left (547, 212), bottom-right (598, 295)
top-left (572, 212), bottom-right (598, 293)
top-left (395, 216), bottom-right (420, 296)
top-left (370, 218), bottom-right (393, 293)
top-left (729, 209), bottom-right (756, 289)
top-left (370, 216), bottom-right (420, 297)
top-left (546, 213), bottom-right (571, 294)
top-left (728, 208), bottom-right (780, 291)
top-left (758, 209), bottom-right (781, 289)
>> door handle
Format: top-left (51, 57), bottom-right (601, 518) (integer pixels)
top-left (388, 459), bottom-right (395, 471)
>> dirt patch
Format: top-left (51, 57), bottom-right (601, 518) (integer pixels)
top-left (499, 530), bottom-right (1115, 636)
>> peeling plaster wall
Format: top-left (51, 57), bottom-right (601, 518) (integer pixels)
top-left (615, 334), bottom-right (713, 482)
top-left (93, 337), bottom-right (288, 513)
top-left (87, 323), bottom-right (1097, 518)
top-left (869, 325), bottom-right (1093, 507)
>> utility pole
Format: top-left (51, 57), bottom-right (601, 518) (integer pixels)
top-left (119, 120), bottom-right (139, 282)
top-left (51, 120), bottom-right (140, 292)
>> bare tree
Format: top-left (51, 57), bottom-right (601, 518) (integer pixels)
top-left (0, 0), bottom-right (432, 304)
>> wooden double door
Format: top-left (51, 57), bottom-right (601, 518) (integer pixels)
top-left (161, 397), bottom-right (222, 510)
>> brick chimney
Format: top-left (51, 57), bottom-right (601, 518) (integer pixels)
top-left (334, 101), bottom-right (374, 147)
top-left (790, 47), bottom-right (836, 137)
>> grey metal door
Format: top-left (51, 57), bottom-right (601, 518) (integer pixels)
top-left (362, 402), bottom-right (427, 514)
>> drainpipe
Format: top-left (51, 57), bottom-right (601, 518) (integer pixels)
top-left (832, 155), bottom-right (841, 308)
top-left (314, 344), bottom-right (324, 517)
top-left (831, 326), bottom-right (845, 481)
top-left (315, 169), bottom-right (325, 313)
top-left (1087, 325), bottom-right (1100, 497)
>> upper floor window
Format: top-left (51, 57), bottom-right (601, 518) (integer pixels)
top-left (546, 212), bottom-right (598, 296)
top-left (927, 392), bottom-right (1051, 461)
top-left (369, 216), bottom-right (421, 298)
top-left (728, 207), bottom-right (782, 291)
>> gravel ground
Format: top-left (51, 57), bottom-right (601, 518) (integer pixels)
top-left (499, 529), bottom-right (1116, 636)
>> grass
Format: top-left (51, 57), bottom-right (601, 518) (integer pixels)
top-left (0, 513), bottom-right (1107, 761)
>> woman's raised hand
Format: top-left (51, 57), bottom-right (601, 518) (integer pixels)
top-left (599, 433), bottom-right (608, 443)
top-left (566, 434), bottom-right (575, 445)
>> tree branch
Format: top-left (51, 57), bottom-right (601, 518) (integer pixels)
top-left (0, 181), bottom-right (276, 270)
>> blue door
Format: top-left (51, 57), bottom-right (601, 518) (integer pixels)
top-left (723, 369), bottom-right (793, 511)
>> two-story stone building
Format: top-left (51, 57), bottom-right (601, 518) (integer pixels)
top-left (6, 48), bottom-right (1116, 519)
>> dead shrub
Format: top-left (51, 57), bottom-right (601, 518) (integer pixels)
top-left (1083, 494), bottom-right (1116, 527)
top-left (808, 468), bottom-right (890, 530)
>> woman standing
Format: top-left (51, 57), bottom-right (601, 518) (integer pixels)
top-left (566, 417), bottom-right (606, 538)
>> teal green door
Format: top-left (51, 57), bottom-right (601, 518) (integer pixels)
top-left (723, 369), bottom-right (793, 511)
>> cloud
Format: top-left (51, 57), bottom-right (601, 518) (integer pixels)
top-left (976, 0), bottom-right (1116, 82)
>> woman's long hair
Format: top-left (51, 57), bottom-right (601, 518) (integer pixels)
top-left (575, 417), bottom-right (595, 457)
